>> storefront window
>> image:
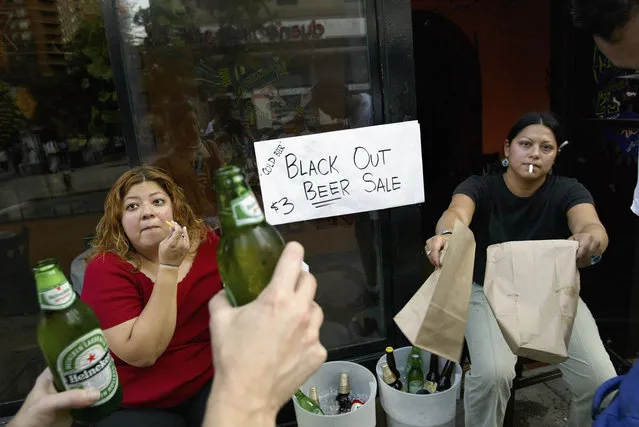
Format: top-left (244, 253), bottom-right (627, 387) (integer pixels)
top-left (112, 0), bottom-right (385, 350)
top-left (0, 3), bottom-right (126, 405)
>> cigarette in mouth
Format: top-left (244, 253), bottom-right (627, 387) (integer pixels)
top-left (529, 164), bottom-right (533, 174)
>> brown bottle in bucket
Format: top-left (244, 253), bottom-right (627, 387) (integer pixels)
top-left (424, 353), bottom-right (440, 393)
top-left (436, 360), bottom-right (455, 392)
top-left (381, 363), bottom-right (403, 391)
top-left (336, 373), bottom-right (352, 413)
top-left (309, 386), bottom-right (320, 407)
top-left (385, 346), bottom-right (401, 380)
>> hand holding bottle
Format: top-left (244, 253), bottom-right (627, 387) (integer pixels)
top-left (205, 242), bottom-right (327, 426)
top-left (7, 368), bottom-right (99, 427)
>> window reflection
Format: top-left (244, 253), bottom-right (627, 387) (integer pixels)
top-left (0, 1), bottom-right (126, 404)
top-left (119, 0), bottom-right (384, 350)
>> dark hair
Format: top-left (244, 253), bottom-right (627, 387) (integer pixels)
top-left (571, 0), bottom-right (639, 42)
top-left (506, 112), bottom-right (563, 145)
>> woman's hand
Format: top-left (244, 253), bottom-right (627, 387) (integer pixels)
top-left (425, 234), bottom-right (451, 268)
top-left (568, 233), bottom-right (602, 268)
top-left (158, 220), bottom-right (190, 267)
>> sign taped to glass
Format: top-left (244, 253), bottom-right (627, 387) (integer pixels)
top-left (254, 121), bottom-right (425, 225)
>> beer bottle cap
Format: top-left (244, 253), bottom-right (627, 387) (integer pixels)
top-left (385, 346), bottom-right (394, 353)
top-left (338, 372), bottom-right (350, 394)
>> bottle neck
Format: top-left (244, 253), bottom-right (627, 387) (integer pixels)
top-left (217, 182), bottom-right (265, 231)
top-left (36, 275), bottom-right (76, 311)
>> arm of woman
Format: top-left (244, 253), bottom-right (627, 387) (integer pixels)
top-left (426, 193), bottom-right (476, 267)
top-left (82, 258), bottom-right (181, 368)
top-left (567, 203), bottom-right (608, 268)
top-left (102, 264), bottom-right (181, 368)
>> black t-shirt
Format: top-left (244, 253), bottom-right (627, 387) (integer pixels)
top-left (453, 173), bottom-right (594, 286)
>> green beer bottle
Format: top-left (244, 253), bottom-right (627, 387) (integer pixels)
top-left (35, 260), bottom-right (122, 423)
top-left (215, 166), bottom-right (285, 306)
top-left (295, 389), bottom-right (324, 415)
top-left (406, 353), bottom-right (425, 394)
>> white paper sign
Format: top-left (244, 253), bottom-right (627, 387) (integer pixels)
top-left (254, 121), bottom-right (425, 225)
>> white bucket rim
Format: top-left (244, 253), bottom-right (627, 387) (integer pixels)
top-left (293, 360), bottom-right (377, 418)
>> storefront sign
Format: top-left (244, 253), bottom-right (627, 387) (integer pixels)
top-left (254, 121), bottom-right (424, 225)
top-left (279, 20), bottom-right (325, 40)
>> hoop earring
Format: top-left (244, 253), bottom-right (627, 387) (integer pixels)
top-left (501, 158), bottom-right (509, 167)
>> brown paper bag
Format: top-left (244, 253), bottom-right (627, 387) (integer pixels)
top-left (393, 220), bottom-right (475, 363)
top-left (483, 240), bottom-right (580, 364)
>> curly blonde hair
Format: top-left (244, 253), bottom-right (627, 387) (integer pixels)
top-left (91, 166), bottom-right (207, 267)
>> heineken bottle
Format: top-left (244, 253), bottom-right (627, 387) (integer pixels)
top-left (215, 166), bottom-right (285, 306)
top-left (35, 260), bottom-right (122, 423)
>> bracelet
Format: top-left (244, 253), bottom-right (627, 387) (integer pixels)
top-left (440, 230), bottom-right (453, 236)
top-left (160, 263), bottom-right (180, 268)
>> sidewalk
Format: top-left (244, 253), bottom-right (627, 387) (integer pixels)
top-left (0, 160), bottom-right (129, 222)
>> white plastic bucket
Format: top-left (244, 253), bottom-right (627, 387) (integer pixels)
top-left (293, 360), bottom-right (377, 427)
top-left (376, 346), bottom-right (462, 427)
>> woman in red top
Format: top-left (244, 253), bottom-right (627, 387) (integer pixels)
top-left (81, 166), bottom-right (223, 427)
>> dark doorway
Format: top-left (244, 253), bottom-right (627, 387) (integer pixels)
top-left (411, 10), bottom-right (483, 238)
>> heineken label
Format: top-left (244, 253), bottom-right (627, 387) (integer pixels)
top-left (230, 192), bottom-right (264, 226)
top-left (57, 329), bottom-right (119, 407)
top-left (39, 280), bottom-right (76, 310)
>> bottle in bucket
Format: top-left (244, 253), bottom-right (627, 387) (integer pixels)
top-left (407, 353), bottom-right (425, 394)
top-left (405, 345), bottom-right (423, 369)
top-left (381, 362), bottom-right (403, 391)
top-left (215, 166), bottom-right (285, 306)
top-left (385, 346), bottom-right (401, 380)
top-left (309, 386), bottom-right (320, 407)
top-left (424, 353), bottom-right (439, 393)
top-left (295, 389), bottom-right (324, 415)
top-left (35, 259), bottom-right (122, 423)
top-left (436, 360), bottom-right (455, 392)
top-left (336, 372), bottom-right (352, 413)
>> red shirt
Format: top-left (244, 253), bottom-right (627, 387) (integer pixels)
top-left (81, 231), bottom-right (222, 408)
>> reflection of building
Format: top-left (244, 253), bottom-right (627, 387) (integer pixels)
top-left (0, 0), bottom-right (65, 76)
top-left (58, 0), bottom-right (100, 43)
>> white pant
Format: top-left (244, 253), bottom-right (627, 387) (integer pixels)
top-left (464, 284), bottom-right (617, 427)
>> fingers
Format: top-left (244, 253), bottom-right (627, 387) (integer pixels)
top-left (268, 242), bottom-right (305, 293)
top-left (425, 236), bottom-right (446, 267)
top-left (41, 388), bottom-right (100, 412)
top-left (294, 271), bottom-right (318, 303)
top-left (209, 289), bottom-right (232, 318)
top-left (306, 302), bottom-right (324, 341)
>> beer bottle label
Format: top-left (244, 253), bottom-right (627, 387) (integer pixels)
top-left (230, 193), bottom-right (264, 226)
top-left (408, 380), bottom-right (423, 394)
top-left (38, 279), bottom-right (76, 310)
top-left (57, 329), bottom-right (119, 407)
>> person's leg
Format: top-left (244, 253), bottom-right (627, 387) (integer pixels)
top-left (559, 298), bottom-right (617, 427)
top-left (90, 408), bottom-right (187, 427)
top-left (464, 284), bottom-right (517, 427)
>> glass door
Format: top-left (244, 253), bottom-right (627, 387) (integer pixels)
top-left (103, 0), bottom-right (420, 361)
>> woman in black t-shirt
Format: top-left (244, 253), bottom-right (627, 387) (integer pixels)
top-left (424, 112), bottom-right (616, 427)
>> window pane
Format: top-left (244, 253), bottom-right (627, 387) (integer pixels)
top-left (0, 5), bottom-right (126, 404)
top-left (115, 0), bottom-right (384, 350)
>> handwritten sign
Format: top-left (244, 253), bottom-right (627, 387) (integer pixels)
top-left (254, 121), bottom-right (424, 225)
